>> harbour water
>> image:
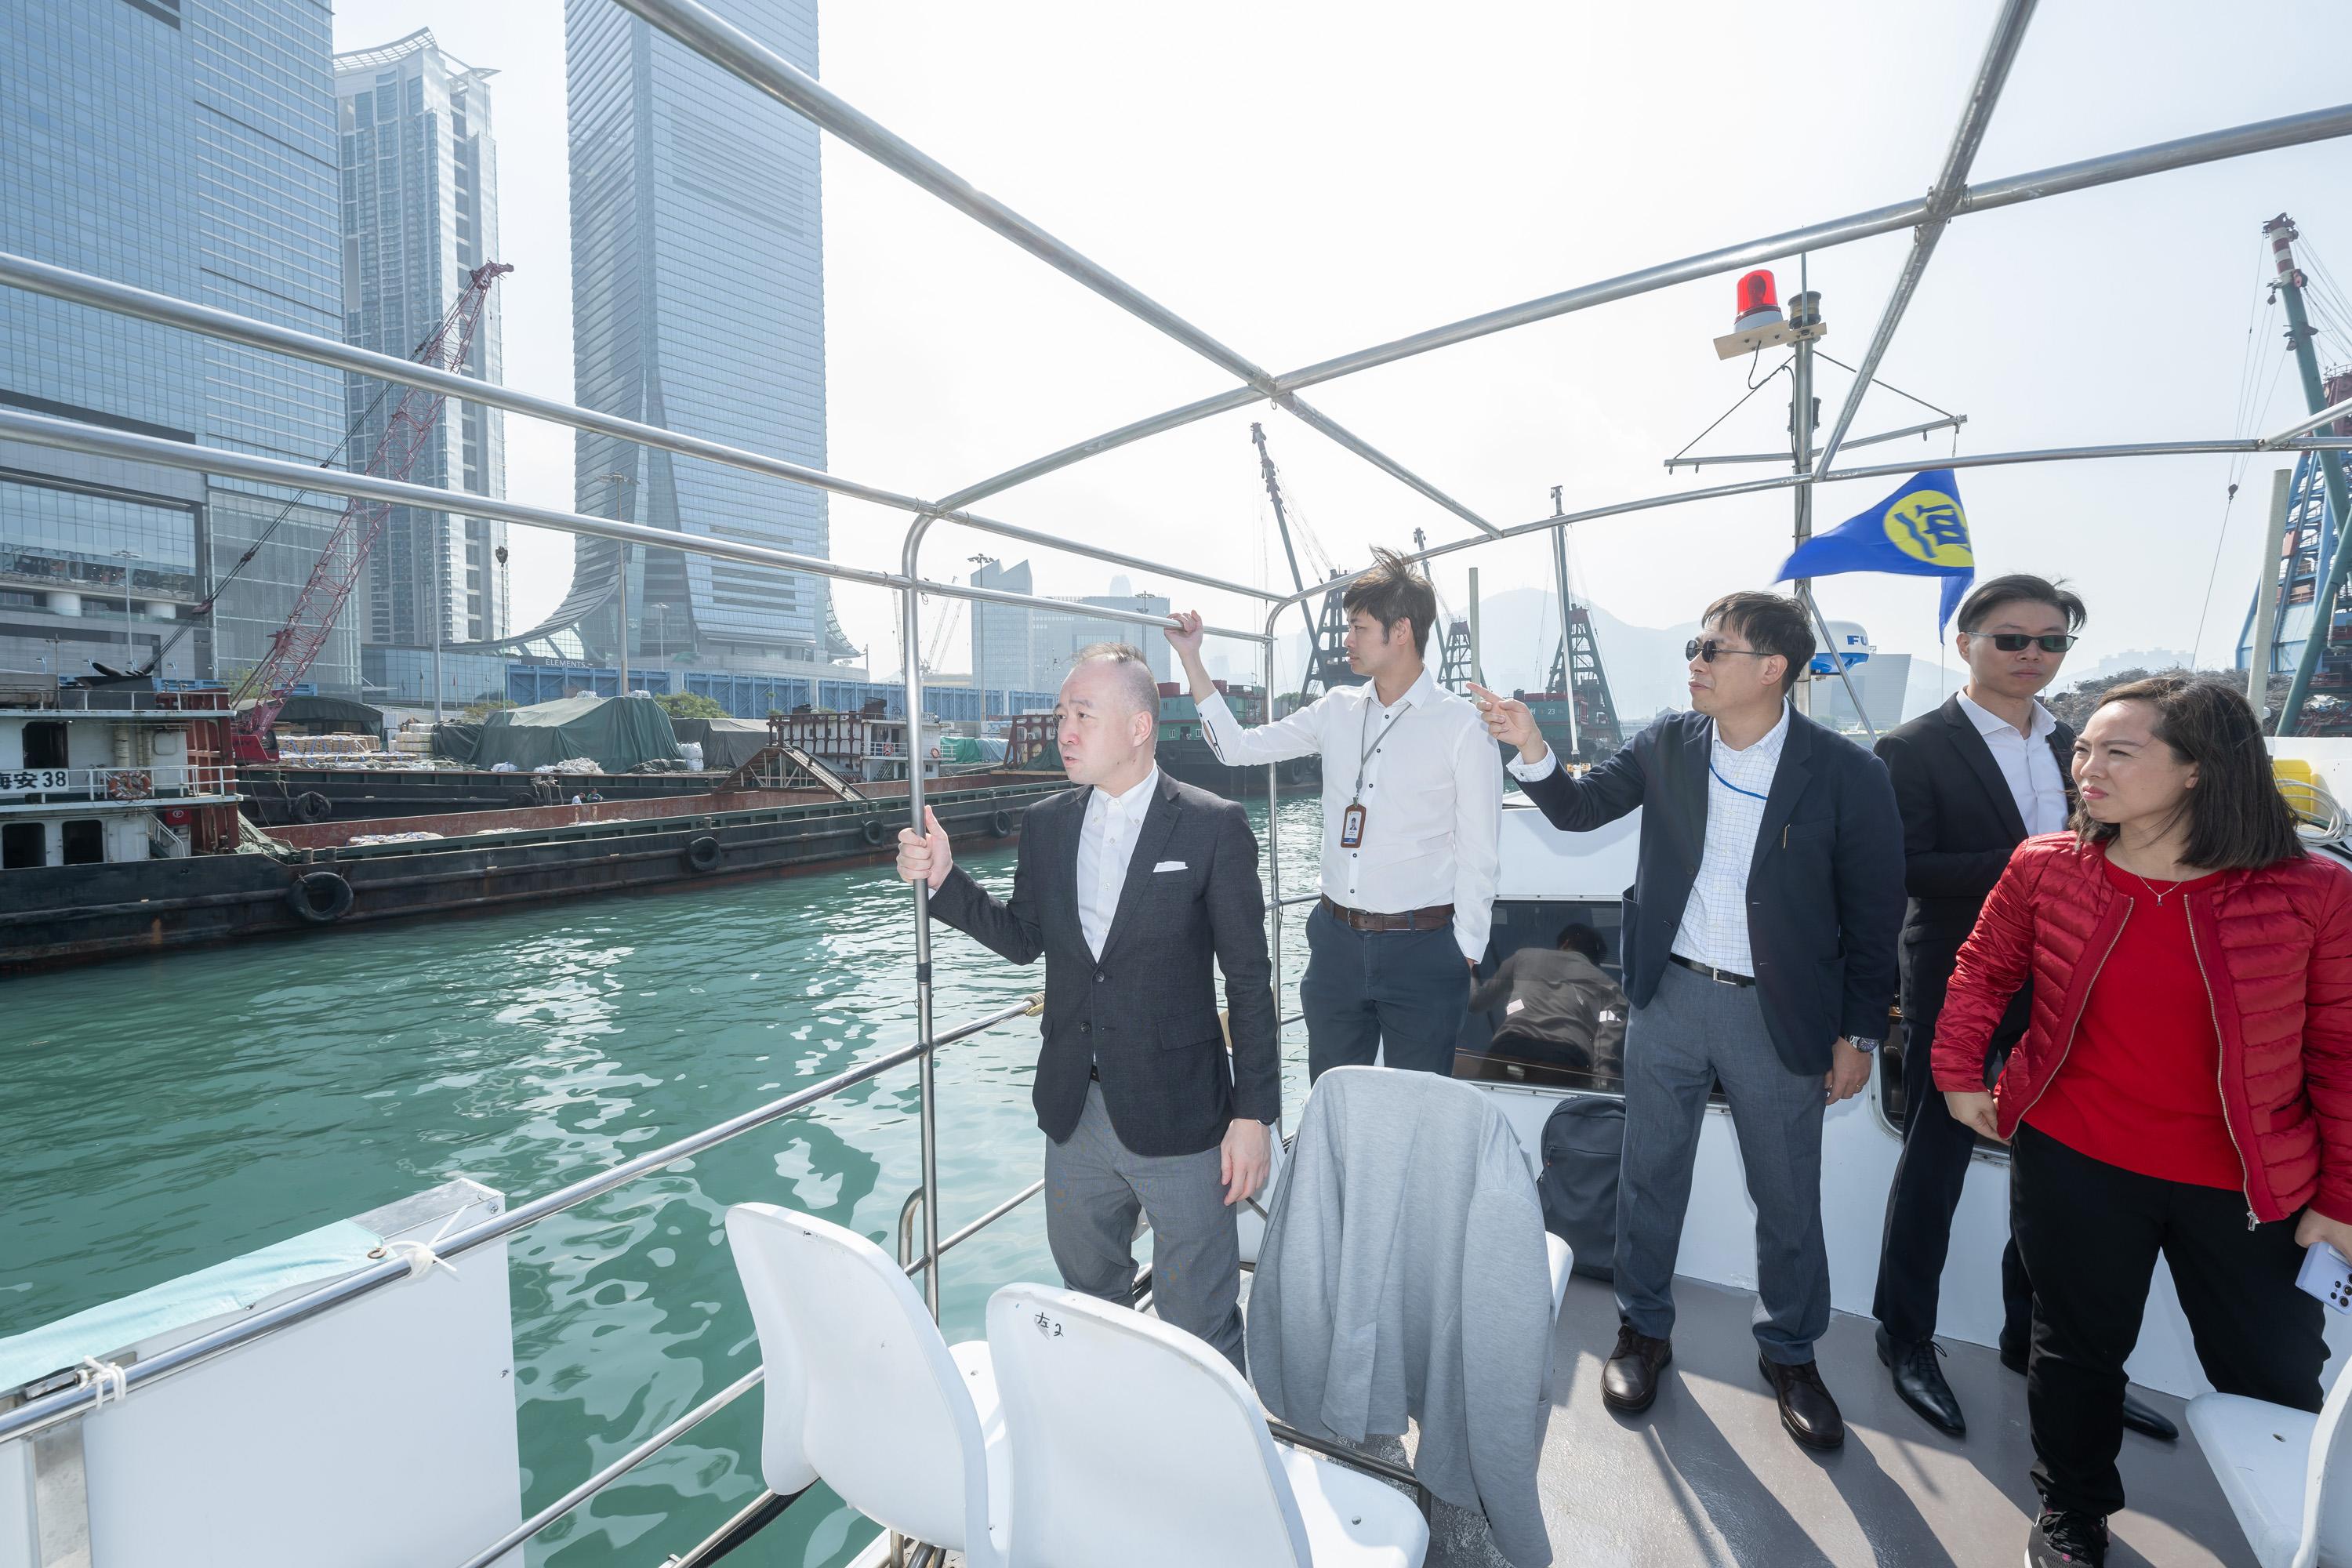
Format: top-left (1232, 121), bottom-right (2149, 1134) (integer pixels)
top-left (2, 795), bottom-right (1323, 1566)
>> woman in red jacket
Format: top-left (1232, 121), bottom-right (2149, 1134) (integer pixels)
top-left (1937, 676), bottom-right (2352, 1568)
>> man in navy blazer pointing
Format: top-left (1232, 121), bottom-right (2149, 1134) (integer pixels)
top-left (1473, 590), bottom-right (1904, 1453)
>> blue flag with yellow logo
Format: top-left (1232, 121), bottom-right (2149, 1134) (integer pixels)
top-left (1775, 468), bottom-right (1974, 633)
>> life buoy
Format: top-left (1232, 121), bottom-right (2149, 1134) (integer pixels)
top-left (293, 790), bottom-right (332, 824)
top-left (860, 818), bottom-right (888, 847)
top-left (288, 869), bottom-right (354, 924)
top-left (989, 809), bottom-right (1013, 837)
top-left (684, 834), bottom-right (722, 873)
top-left (928, 746), bottom-right (942, 760)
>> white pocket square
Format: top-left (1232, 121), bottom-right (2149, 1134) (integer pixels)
top-left (1152, 859), bottom-right (1187, 873)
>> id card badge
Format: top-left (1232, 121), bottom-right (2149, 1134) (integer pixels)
top-left (1340, 802), bottom-right (1367, 848)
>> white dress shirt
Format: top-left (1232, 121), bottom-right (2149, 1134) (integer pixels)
top-left (1075, 765), bottom-right (1159, 960)
top-left (1669, 702), bottom-right (1790, 975)
top-left (1197, 666), bottom-right (1502, 962)
top-left (1957, 690), bottom-right (2069, 836)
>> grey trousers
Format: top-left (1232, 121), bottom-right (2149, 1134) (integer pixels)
top-left (1616, 959), bottom-right (1831, 1364)
top-left (1044, 1081), bottom-right (1244, 1370)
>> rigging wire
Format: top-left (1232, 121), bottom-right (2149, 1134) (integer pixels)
top-left (1667, 353), bottom-right (1791, 469)
top-left (2191, 240), bottom-right (2294, 666)
top-left (1811, 350), bottom-right (1964, 424)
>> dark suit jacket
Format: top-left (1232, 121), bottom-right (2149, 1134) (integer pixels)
top-left (1873, 695), bottom-right (2076, 1046)
top-left (1518, 708), bottom-right (1905, 1077)
top-left (928, 769), bottom-right (1280, 1157)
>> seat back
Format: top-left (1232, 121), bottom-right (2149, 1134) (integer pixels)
top-left (725, 1203), bottom-right (996, 1561)
top-left (985, 1283), bottom-right (1310, 1568)
top-left (2297, 1363), bottom-right (2352, 1568)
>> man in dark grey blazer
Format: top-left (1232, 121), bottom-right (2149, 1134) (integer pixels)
top-left (895, 643), bottom-right (1279, 1369)
top-left (1474, 591), bottom-right (1904, 1453)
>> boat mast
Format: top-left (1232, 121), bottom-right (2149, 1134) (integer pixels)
top-left (1789, 255), bottom-right (1820, 716)
top-left (2267, 214), bottom-right (2352, 735)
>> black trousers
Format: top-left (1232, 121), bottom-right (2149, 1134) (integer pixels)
top-left (2012, 1123), bottom-right (2325, 1518)
top-left (1872, 1013), bottom-right (2034, 1348)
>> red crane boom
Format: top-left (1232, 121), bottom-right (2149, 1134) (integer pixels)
top-left (230, 261), bottom-right (513, 760)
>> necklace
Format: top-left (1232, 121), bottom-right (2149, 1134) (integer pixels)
top-left (2122, 866), bottom-right (2187, 906)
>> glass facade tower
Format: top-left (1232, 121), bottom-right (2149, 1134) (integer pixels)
top-left (561, 0), bottom-right (849, 665)
top-left (0, 0), bottom-right (352, 691)
top-left (334, 29), bottom-right (510, 651)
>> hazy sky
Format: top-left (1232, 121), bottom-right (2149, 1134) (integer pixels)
top-left (332, 0), bottom-right (2352, 690)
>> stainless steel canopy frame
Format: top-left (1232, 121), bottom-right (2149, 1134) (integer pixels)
top-left (7, 2), bottom-right (2352, 1559)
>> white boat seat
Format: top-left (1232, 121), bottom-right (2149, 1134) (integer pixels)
top-left (986, 1281), bottom-right (1428, 1567)
top-left (2187, 1359), bottom-right (2352, 1568)
top-left (725, 1203), bottom-right (1008, 1567)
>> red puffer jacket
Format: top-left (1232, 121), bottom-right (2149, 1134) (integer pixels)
top-left (1934, 833), bottom-right (2352, 1224)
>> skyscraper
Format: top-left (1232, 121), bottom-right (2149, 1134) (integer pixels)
top-left (0, 0), bottom-right (352, 691)
top-left (559, 0), bottom-right (851, 667)
top-left (971, 562), bottom-right (1173, 695)
top-left (334, 29), bottom-right (510, 649)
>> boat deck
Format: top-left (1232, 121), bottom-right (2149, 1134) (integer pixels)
top-left (1405, 1272), bottom-right (2249, 1568)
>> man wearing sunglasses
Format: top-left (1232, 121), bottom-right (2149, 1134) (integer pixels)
top-left (1471, 590), bottom-right (1903, 1454)
top-left (1864, 574), bottom-right (2177, 1447)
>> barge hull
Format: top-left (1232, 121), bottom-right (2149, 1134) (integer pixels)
top-left (1, 780), bottom-right (1060, 972)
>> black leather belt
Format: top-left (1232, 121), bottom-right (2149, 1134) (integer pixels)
top-left (1669, 953), bottom-right (1755, 987)
top-left (1319, 895), bottom-right (1455, 933)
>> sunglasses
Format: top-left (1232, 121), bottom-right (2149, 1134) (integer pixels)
top-left (1978, 633), bottom-right (2078, 653)
top-left (1685, 637), bottom-right (1772, 664)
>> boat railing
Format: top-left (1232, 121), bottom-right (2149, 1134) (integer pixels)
top-left (0, 761), bottom-right (235, 803)
top-left (8, 2), bottom-right (2352, 1559)
top-left (0, 990), bottom-right (1045, 1457)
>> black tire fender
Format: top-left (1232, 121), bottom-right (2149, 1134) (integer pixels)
top-left (989, 809), bottom-right (1014, 837)
top-left (288, 869), bottom-right (354, 924)
top-left (684, 834), bottom-right (723, 873)
top-left (861, 818), bottom-right (888, 847)
top-left (293, 790), bottom-right (332, 824)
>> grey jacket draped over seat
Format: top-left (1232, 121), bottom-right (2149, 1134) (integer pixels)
top-left (1245, 1066), bottom-right (1557, 1568)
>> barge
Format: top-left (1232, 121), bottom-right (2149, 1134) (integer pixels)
top-left (0, 701), bottom-right (1062, 972)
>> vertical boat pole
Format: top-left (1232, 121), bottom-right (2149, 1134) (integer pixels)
top-left (2248, 466), bottom-right (2295, 715)
top-left (1261, 609), bottom-right (1285, 1065)
top-left (2269, 216), bottom-right (2352, 735)
top-left (1548, 497), bottom-right (1581, 759)
top-left (902, 579), bottom-right (943, 1319)
top-left (1788, 267), bottom-right (1818, 720)
top-left (1467, 567), bottom-right (1483, 687)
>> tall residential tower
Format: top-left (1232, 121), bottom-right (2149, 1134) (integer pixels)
top-left (333, 29), bottom-right (510, 651)
top-left (558, 0), bottom-right (851, 670)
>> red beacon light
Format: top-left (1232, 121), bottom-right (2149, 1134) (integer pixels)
top-left (1733, 270), bottom-right (1783, 332)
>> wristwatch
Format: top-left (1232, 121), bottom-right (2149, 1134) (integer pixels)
top-left (1847, 1036), bottom-right (1882, 1054)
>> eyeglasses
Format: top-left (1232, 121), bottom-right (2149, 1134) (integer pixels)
top-left (1980, 633), bottom-right (2079, 653)
top-left (1686, 637), bottom-right (1772, 664)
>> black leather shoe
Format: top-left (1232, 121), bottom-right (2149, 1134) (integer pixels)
top-left (2026, 1508), bottom-right (2107, 1566)
top-left (1760, 1355), bottom-right (1846, 1450)
top-left (1999, 1343), bottom-right (2177, 1442)
top-left (1877, 1326), bottom-right (1966, 1436)
top-left (1601, 1324), bottom-right (1673, 1414)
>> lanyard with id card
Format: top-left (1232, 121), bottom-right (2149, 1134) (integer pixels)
top-left (1342, 697), bottom-right (1413, 848)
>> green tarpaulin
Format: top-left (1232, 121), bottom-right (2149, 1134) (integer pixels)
top-left (669, 717), bottom-right (775, 771)
top-left (469, 694), bottom-right (682, 773)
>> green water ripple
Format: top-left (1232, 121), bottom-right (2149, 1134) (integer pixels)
top-left (0, 796), bottom-right (1322, 1565)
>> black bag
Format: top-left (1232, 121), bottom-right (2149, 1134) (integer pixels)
top-left (1537, 1096), bottom-right (1625, 1280)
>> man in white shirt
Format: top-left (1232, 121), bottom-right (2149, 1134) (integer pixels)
top-left (1165, 547), bottom-right (1502, 1080)
top-left (895, 644), bottom-right (1277, 1369)
top-left (1475, 590), bottom-right (1904, 1454)
top-left (1865, 575), bottom-right (2176, 1447)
